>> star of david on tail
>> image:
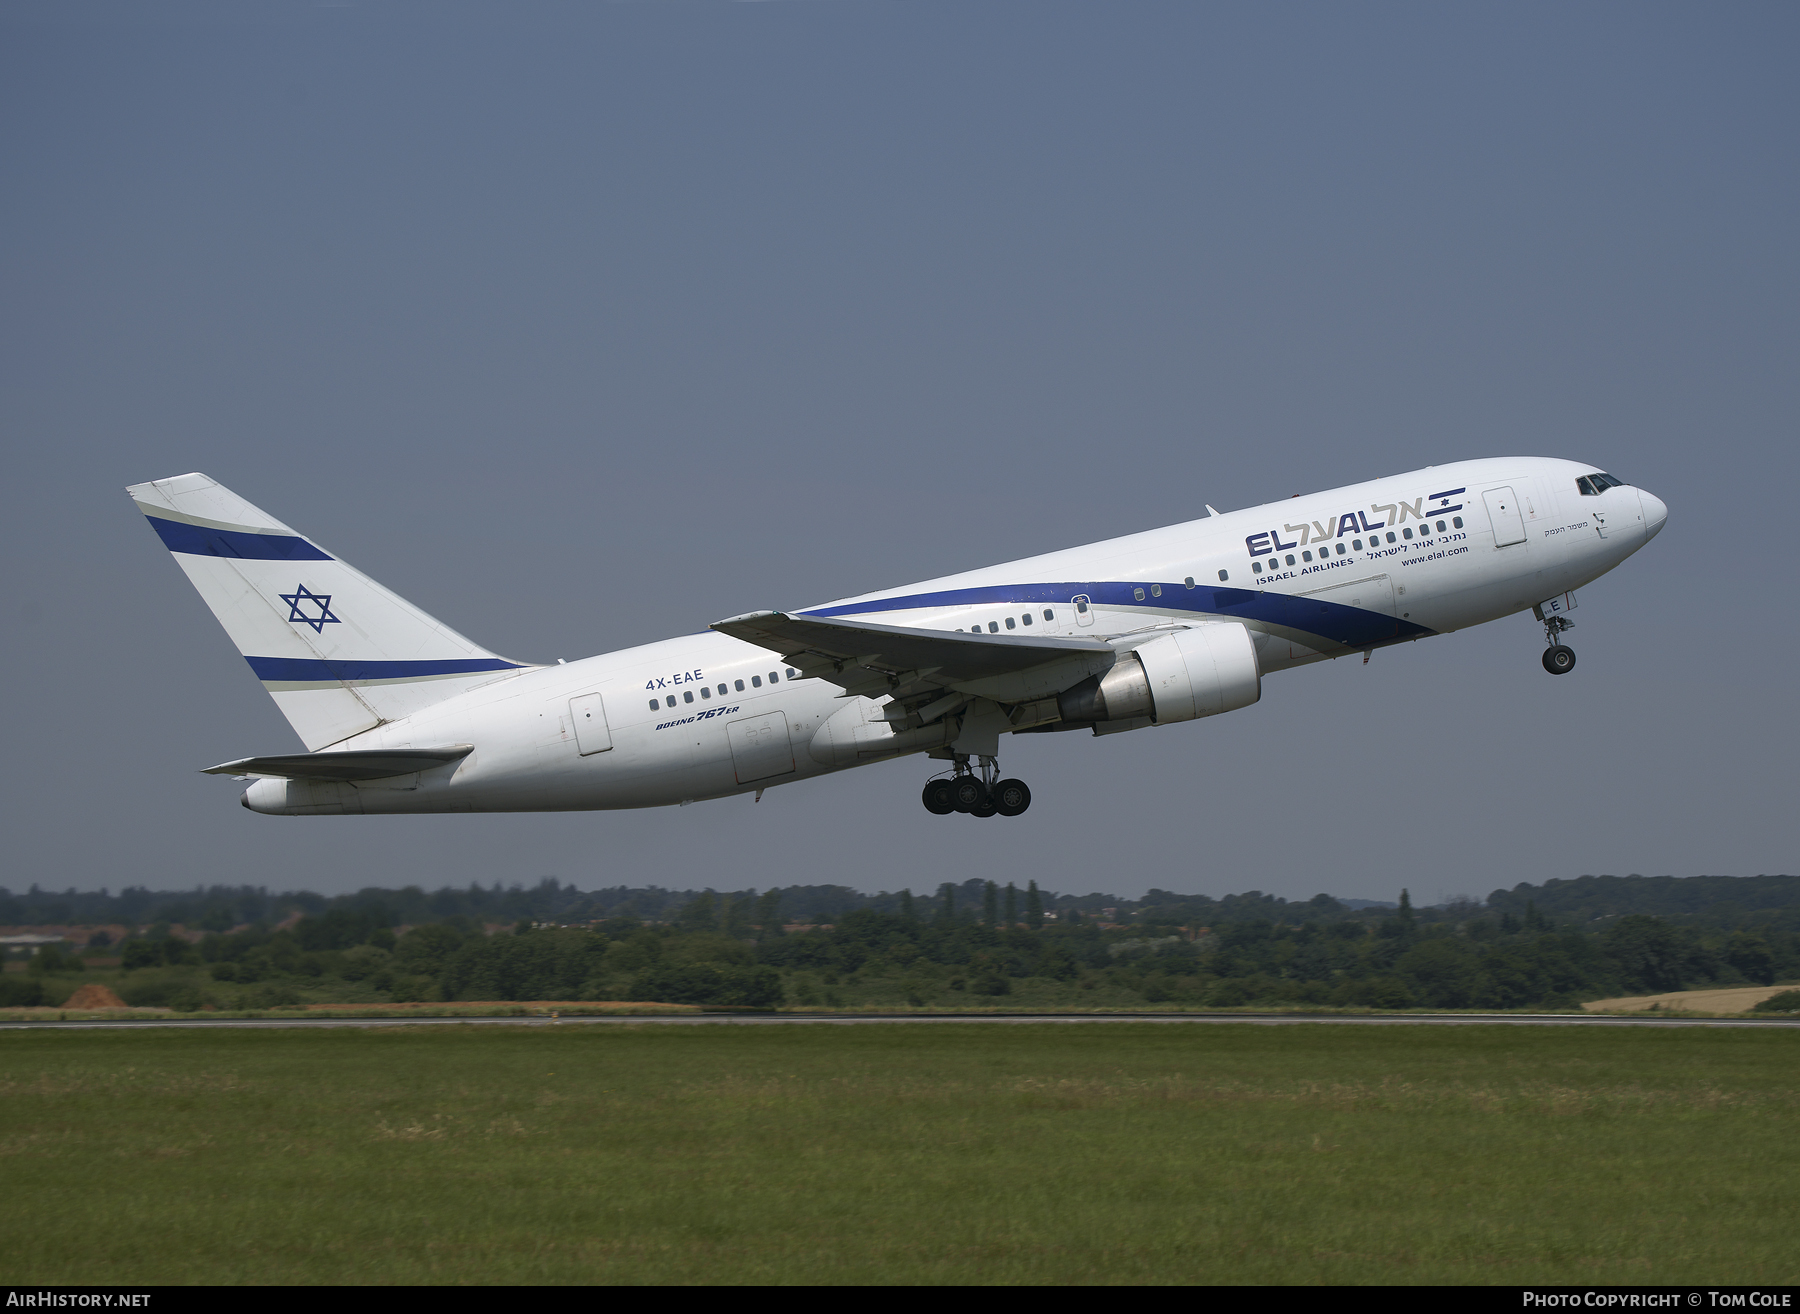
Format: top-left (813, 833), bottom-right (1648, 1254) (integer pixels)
top-left (279, 584), bottom-right (340, 633)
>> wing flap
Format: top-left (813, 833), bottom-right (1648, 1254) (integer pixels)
top-left (202, 745), bottom-right (475, 781)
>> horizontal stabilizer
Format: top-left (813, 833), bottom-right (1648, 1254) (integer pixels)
top-left (712, 610), bottom-right (1112, 694)
top-left (202, 745), bottom-right (474, 781)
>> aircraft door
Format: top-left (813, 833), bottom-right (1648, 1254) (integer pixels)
top-left (1482, 486), bottom-right (1527, 547)
top-left (1299, 574), bottom-right (1397, 646)
top-left (570, 693), bottom-right (613, 755)
top-left (727, 711), bottom-right (795, 784)
top-left (1072, 594), bottom-right (1095, 627)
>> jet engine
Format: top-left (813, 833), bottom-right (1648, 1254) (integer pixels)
top-left (1056, 624), bottom-right (1260, 725)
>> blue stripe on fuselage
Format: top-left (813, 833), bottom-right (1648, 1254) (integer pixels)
top-left (803, 582), bottom-right (1433, 650)
top-left (246, 657), bottom-right (524, 683)
top-left (146, 516), bottom-right (334, 561)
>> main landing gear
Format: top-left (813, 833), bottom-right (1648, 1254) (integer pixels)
top-left (1541, 614), bottom-right (1576, 675)
top-left (921, 756), bottom-right (1031, 818)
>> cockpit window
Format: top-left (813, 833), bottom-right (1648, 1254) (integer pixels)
top-left (1577, 472), bottom-right (1629, 495)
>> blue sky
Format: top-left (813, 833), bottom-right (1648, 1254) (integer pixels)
top-left (3, 2), bottom-right (1794, 902)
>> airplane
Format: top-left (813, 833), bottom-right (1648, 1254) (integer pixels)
top-left (128, 458), bottom-right (1666, 819)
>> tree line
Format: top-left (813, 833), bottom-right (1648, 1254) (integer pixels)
top-left (5, 875), bottom-right (1794, 1011)
top-left (7, 871), bottom-right (1798, 938)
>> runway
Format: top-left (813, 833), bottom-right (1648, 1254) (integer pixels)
top-left (4, 1011), bottom-right (1797, 1031)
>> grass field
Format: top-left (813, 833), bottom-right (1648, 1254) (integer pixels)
top-left (2, 1023), bottom-right (1796, 1284)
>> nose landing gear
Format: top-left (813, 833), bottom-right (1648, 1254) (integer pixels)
top-left (1541, 614), bottom-right (1576, 675)
top-left (921, 755), bottom-right (1032, 818)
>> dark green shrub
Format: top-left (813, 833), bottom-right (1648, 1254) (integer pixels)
top-left (1751, 989), bottom-right (1800, 1013)
top-left (28, 944), bottom-right (79, 975)
top-left (0, 978), bottom-right (46, 1007)
top-left (1726, 935), bottom-right (1777, 986)
top-left (1208, 978), bottom-right (1250, 1007)
top-left (119, 978), bottom-right (180, 1007)
top-left (973, 971), bottom-right (1012, 997)
top-left (170, 986), bottom-right (206, 1013)
top-left (245, 983), bottom-right (301, 1008)
top-left (387, 976), bottom-right (436, 1004)
top-left (120, 939), bottom-right (161, 971)
top-left (631, 962), bottom-right (784, 1008)
top-left (1331, 975), bottom-right (1417, 1009)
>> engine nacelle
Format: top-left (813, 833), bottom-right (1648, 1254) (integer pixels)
top-left (1057, 624), bottom-right (1260, 726)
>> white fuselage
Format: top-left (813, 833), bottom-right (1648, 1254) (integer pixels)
top-left (243, 457), bottom-right (1665, 815)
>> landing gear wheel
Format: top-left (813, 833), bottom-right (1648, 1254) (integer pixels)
top-left (992, 778), bottom-right (1031, 817)
top-left (1542, 645), bottom-right (1576, 675)
top-left (968, 790), bottom-right (1000, 818)
top-left (952, 777), bottom-right (989, 814)
top-left (921, 780), bottom-right (957, 815)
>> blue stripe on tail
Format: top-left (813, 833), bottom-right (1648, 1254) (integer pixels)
top-left (146, 516), bottom-right (333, 561)
top-left (247, 657), bottom-right (523, 683)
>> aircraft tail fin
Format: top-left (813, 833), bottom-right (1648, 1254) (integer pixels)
top-left (128, 473), bottom-right (532, 749)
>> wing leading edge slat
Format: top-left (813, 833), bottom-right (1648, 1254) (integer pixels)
top-left (711, 611), bottom-right (1113, 693)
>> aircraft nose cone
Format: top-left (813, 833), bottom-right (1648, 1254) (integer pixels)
top-left (1639, 488), bottom-right (1668, 540)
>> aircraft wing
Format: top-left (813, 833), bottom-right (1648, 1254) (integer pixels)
top-left (712, 610), bottom-right (1113, 697)
top-left (201, 745), bottom-right (474, 781)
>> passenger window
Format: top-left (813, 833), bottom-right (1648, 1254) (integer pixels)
top-left (1133, 587), bottom-right (1145, 600)
top-left (718, 684), bottom-right (727, 696)
top-left (1436, 520), bottom-right (1446, 533)
top-left (1386, 532), bottom-right (1396, 544)
top-left (1334, 543), bottom-right (1346, 555)
top-left (1353, 539), bottom-right (1363, 550)
top-left (786, 668), bottom-right (798, 679)
top-left (683, 691), bottom-right (694, 704)
top-left (1074, 598), bottom-right (1089, 614)
top-left (1217, 569), bottom-right (1229, 581)
top-left (735, 679), bottom-right (745, 692)
top-left (1021, 613), bottom-right (1032, 626)
top-left (648, 700), bottom-right (659, 711)
top-left (1150, 584), bottom-right (1162, 597)
top-left (1185, 576), bottom-right (1196, 588)
top-left (700, 686), bottom-right (710, 699)
top-left (1453, 516), bottom-right (1464, 529)
top-left (1285, 554), bottom-right (1296, 566)
top-left (1268, 559), bottom-right (1279, 570)
top-left (1043, 609), bottom-right (1054, 621)
top-left (1302, 550), bottom-right (1313, 562)
top-left (1251, 562), bottom-right (1263, 574)
top-left (988, 621), bottom-right (999, 633)
top-left (768, 672), bottom-right (779, 684)
top-left (1005, 616), bottom-right (1016, 629)
top-left (666, 696), bottom-right (676, 708)
top-left (1402, 528), bottom-right (1413, 540)
top-left (751, 676), bottom-right (762, 688)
